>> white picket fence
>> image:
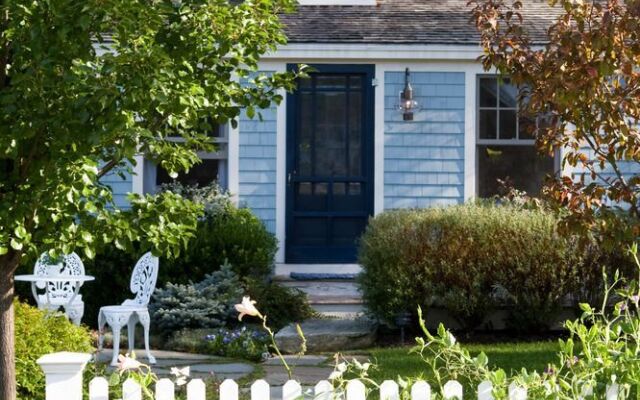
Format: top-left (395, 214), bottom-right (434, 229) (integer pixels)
top-left (37, 352), bottom-right (622, 400)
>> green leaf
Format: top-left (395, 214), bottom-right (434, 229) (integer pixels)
top-left (10, 239), bottom-right (23, 251)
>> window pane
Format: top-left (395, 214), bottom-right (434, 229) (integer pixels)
top-left (479, 110), bottom-right (498, 139)
top-left (499, 109), bottom-right (517, 139)
top-left (479, 78), bottom-right (498, 107)
top-left (499, 79), bottom-right (518, 108)
top-left (519, 114), bottom-right (536, 140)
top-left (348, 91), bottom-right (362, 176)
top-left (295, 182), bottom-right (327, 212)
top-left (315, 91), bottom-right (347, 176)
top-left (316, 75), bottom-right (347, 90)
top-left (297, 92), bottom-right (313, 176)
top-left (156, 159), bottom-right (219, 187)
top-left (477, 145), bottom-right (555, 197)
top-left (350, 75), bottom-right (363, 90)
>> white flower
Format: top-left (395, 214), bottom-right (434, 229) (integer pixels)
top-left (235, 296), bottom-right (260, 321)
top-left (171, 366), bottom-right (190, 386)
top-left (337, 362), bottom-right (347, 373)
top-left (117, 354), bottom-right (142, 371)
top-left (328, 371), bottom-right (343, 380)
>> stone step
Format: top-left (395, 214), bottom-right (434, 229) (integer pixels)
top-left (274, 264), bottom-right (365, 318)
top-left (274, 263), bottom-right (362, 280)
top-left (280, 279), bottom-right (365, 318)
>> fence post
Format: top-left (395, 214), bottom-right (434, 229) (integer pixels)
top-left (37, 352), bottom-right (92, 400)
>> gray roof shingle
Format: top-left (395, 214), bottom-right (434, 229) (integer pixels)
top-left (281, 0), bottom-right (561, 45)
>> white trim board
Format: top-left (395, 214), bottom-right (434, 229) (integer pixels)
top-left (298, 0), bottom-right (376, 4)
top-left (273, 62), bottom-right (288, 264)
top-left (265, 44), bottom-right (485, 61)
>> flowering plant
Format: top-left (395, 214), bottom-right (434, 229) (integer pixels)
top-left (234, 296), bottom-right (306, 379)
top-left (204, 326), bottom-right (269, 362)
top-left (108, 353), bottom-right (192, 399)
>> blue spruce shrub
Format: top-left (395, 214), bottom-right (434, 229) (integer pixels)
top-left (150, 263), bottom-right (243, 335)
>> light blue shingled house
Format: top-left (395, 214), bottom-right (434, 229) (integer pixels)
top-left (103, 0), bottom-right (565, 315)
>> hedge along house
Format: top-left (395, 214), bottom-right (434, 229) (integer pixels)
top-left (105, 0), bottom-right (565, 316)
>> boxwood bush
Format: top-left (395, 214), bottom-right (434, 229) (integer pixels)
top-left (358, 203), bottom-right (587, 331)
top-left (15, 300), bottom-right (93, 399)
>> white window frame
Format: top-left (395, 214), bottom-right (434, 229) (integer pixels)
top-left (141, 124), bottom-right (230, 194)
top-left (475, 75), bottom-right (560, 195)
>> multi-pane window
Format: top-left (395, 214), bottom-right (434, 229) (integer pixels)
top-left (143, 123), bottom-right (228, 193)
top-left (477, 77), bottom-right (555, 197)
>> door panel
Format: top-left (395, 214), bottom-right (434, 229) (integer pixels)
top-left (286, 64), bottom-right (375, 263)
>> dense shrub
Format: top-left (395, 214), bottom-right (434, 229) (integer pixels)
top-left (162, 206), bottom-right (277, 282)
top-left (150, 264), bottom-right (244, 335)
top-left (358, 203), bottom-right (586, 331)
top-left (15, 300), bottom-right (94, 399)
top-left (244, 278), bottom-right (316, 330)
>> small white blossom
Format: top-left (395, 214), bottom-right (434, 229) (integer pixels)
top-left (235, 296), bottom-right (260, 321)
top-left (116, 354), bottom-right (142, 371)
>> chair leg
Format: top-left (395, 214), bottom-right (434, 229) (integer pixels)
top-left (110, 322), bottom-right (122, 367)
top-left (137, 310), bottom-right (155, 364)
top-left (127, 314), bottom-right (137, 354)
top-left (65, 304), bottom-right (83, 326)
top-left (97, 310), bottom-right (106, 351)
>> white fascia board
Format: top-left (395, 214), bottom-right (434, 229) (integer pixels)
top-left (263, 43), bottom-right (485, 61)
top-left (298, 0), bottom-right (376, 4)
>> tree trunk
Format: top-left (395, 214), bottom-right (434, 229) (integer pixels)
top-left (0, 253), bottom-right (19, 400)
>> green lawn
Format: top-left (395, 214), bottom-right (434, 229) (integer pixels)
top-left (361, 341), bottom-right (561, 382)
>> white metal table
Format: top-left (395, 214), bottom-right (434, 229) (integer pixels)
top-left (15, 274), bottom-right (95, 309)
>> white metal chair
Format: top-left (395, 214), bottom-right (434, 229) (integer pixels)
top-left (97, 252), bottom-right (159, 366)
top-left (33, 252), bottom-right (86, 325)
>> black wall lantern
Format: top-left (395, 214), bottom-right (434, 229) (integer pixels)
top-left (397, 68), bottom-right (420, 121)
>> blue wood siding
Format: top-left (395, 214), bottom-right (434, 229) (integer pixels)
top-left (101, 168), bottom-right (133, 210)
top-left (384, 71), bottom-right (466, 209)
top-left (238, 98), bottom-right (278, 233)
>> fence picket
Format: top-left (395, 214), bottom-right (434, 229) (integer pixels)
top-left (122, 378), bottom-right (142, 400)
top-left (251, 379), bottom-right (270, 400)
top-left (578, 382), bottom-right (594, 400)
top-left (89, 377), bottom-right (109, 400)
top-left (282, 380), bottom-right (301, 400)
top-left (606, 383), bottom-right (619, 400)
top-left (187, 379), bottom-right (206, 400)
top-left (314, 380), bottom-right (333, 400)
top-left (221, 379), bottom-right (239, 400)
top-left (508, 382), bottom-right (526, 400)
top-left (346, 379), bottom-right (366, 400)
top-left (156, 378), bottom-right (175, 400)
top-left (410, 380), bottom-right (430, 400)
top-left (443, 380), bottom-right (463, 400)
top-left (380, 380), bottom-right (399, 400)
top-left (477, 381), bottom-right (493, 400)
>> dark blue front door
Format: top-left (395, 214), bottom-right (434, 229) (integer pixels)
top-left (286, 64), bottom-right (375, 263)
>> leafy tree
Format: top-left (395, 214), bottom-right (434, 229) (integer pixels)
top-left (469, 0), bottom-right (640, 248)
top-left (0, 0), bottom-right (298, 398)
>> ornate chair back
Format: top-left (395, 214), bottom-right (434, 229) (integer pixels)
top-left (122, 252), bottom-right (159, 307)
top-left (33, 252), bottom-right (85, 302)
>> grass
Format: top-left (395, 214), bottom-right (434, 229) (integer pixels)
top-left (358, 341), bottom-right (561, 382)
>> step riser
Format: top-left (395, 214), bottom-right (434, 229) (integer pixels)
top-left (275, 264), bottom-right (365, 319)
top-left (281, 281), bottom-right (361, 302)
top-left (274, 263), bottom-right (362, 279)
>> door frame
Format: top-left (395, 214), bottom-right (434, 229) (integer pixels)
top-left (285, 63), bottom-right (376, 264)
